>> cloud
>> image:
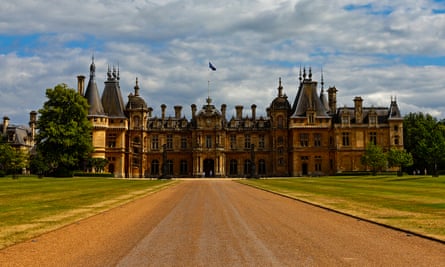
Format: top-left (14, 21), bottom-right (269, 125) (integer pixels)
top-left (1, 0), bottom-right (445, 125)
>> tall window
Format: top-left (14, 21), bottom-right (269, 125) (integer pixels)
top-left (394, 135), bottom-right (400, 145)
top-left (180, 160), bottom-right (188, 175)
top-left (206, 135), bottom-right (212, 148)
top-left (151, 160), bottom-right (159, 175)
top-left (230, 159), bottom-right (238, 175)
top-left (244, 160), bottom-right (251, 175)
top-left (152, 135), bottom-right (159, 150)
top-left (166, 134), bottom-right (173, 149)
top-left (277, 116), bottom-right (284, 128)
top-left (133, 115), bottom-right (140, 129)
top-left (244, 134), bottom-right (251, 149)
top-left (314, 133), bottom-right (321, 147)
top-left (315, 156), bottom-right (322, 172)
top-left (342, 132), bottom-right (350, 146)
top-left (181, 136), bottom-right (187, 149)
top-left (167, 160), bottom-right (173, 175)
top-left (107, 133), bottom-right (116, 148)
top-left (258, 159), bottom-right (266, 175)
top-left (230, 135), bottom-right (236, 149)
top-left (369, 132), bottom-right (377, 145)
top-left (259, 135), bottom-right (265, 149)
top-left (300, 133), bottom-right (309, 147)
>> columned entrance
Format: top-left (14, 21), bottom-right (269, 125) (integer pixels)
top-left (204, 158), bottom-right (215, 177)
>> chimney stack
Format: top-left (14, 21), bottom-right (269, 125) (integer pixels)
top-left (29, 111), bottom-right (37, 140)
top-left (235, 105), bottom-right (243, 120)
top-left (221, 104), bottom-right (227, 120)
top-left (161, 104), bottom-right (166, 120)
top-left (174, 105), bottom-right (182, 119)
top-left (328, 87), bottom-right (338, 114)
top-left (148, 107), bottom-right (153, 118)
top-left (354, 96), bottom-right (363, 124)
top-left (251, 104), bottom-right (257, 121)
top-left (77, 75), bottom-right (85, 95)
top-left (191, 104), bottom-right (197, 118)
top-left (3, 116), bottom-right (9, 134)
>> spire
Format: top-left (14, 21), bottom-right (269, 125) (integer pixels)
top-left (308, 67), bottom-right (312, 80)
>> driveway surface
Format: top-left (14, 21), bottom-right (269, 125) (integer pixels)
top-left (1, 180), bottom-right (444, 266)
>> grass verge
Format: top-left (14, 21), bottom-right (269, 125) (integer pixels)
top-left (239, 175), bottom-right (445, 242)
top-left (0, 176), bottom-right (178, 249)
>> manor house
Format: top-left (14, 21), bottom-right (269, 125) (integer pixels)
top-left (79, 59), bottom-right (403, 178)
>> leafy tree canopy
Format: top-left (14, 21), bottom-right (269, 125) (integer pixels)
top-left (36, 84), bottom-right (92, 175)
top-left (403, 112), bottom-right (445, 176)
top-left (360, 143), bottom-right (387, 175)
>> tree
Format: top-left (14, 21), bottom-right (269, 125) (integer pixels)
top-left (360, 143), bottom-right (387, 175)
top-left (387, 148), bottom-right (413, 176)
top-left (403, 112), bottom-right (445, 176)
top-left (35, 84), bottom-right (93, 177)
top-left (0, 143), bottom-right (28, 178)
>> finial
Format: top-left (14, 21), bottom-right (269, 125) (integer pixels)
top-left (309, 67), bottom-right (312, 80)
top-left (299, 65), bottom-right (302, 82)
top-left (117, 63), bottom-right (120, 80)
top-left (278, 77), bottom-right (283, 97)
top-left (134, 77), bottom-right (140, 96)
top-left (303, 67), bottom-right (306, 80)
top-left (107, 64), bottom-right (112, 79)
top-left (89, 55), bottom-right (96, 78)
top-left (321, 67), bottom-right (324, 90)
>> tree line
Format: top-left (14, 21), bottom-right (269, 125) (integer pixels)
top-left (0, 84), bottom-right (444, 177)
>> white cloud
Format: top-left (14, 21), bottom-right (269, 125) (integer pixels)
top-left (1, 0), bottom-right (445, 124)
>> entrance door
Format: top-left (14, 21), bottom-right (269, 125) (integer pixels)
top-left (203, 159), bottom-right (215, 177)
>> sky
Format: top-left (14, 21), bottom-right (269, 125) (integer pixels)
top-left (1, 0), bottom-right (445, 125)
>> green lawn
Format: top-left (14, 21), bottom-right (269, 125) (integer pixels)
top-left (0, 176), bottom-right (177, 249)
top-left (240, 175), bottom-right (445, 242)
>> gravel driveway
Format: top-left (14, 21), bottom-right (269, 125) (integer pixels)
top-left (1, 180), bottom-right (444, 266)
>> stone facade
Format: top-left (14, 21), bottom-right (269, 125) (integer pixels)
top-left (81, 60), bottom-right (403, 178)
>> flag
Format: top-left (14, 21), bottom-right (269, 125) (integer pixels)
top-left (209, 61), bottom-right (216, 71)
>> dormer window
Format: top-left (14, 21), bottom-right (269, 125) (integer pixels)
top-left (368, 108), bottom-right (378, 126)
top-left (307, 111), bottom-right (315, 124)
